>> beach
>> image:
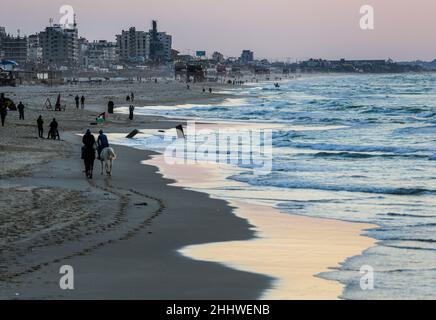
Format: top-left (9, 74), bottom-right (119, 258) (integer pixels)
top-left (1, 79), bottom-right (376, 299)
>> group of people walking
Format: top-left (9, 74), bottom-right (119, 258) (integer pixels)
top-left (75, 95), bottom-right (86, 109)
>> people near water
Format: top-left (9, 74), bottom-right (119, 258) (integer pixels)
top-left (202, 87), bottom-right (206, 93)
top-left (37, 115), bottom-right (44, 138)
top-left (48, 118), bottom-right (60, 140)
top-left (75, 95), bottom-right (80, 109)
top-left (82, 129), bottom-right (96, 179)
top-left (209, 87), bottom-right (213, 93)
top-left (81, 95), bottom-right (85, 109)
top-left (130, 92), bottom-right (134, 102)
top-left (126, 95), bottom-right (131, 102)
top-left (129, 105), bottom-right (135, 120)
top-left (97, 130), bottom-right (109, 160)
top-left (187, 84), bottom-right (190, 90)
top-left (0, 93), bottom-right (7, 127)
top-left (17, 102), bottom-right (25, 120)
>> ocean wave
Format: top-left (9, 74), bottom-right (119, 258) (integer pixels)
top-left (282, 142), bottom-right (428, 154)
top-left (384, 213), bottom-right (436, 218)
top-left (311, 151), bottom-right (429, 160)
top-left (232, 175), bottom-right (434, 196)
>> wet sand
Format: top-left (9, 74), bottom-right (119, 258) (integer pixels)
top-left (146, 155), bottom-right (377, 300)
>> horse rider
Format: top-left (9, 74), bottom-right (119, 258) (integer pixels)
top-left (97, 130), bottom-right (109, 160)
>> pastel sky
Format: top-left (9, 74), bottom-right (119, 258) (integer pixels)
top-left (2, 0), bottom-right (435, 61)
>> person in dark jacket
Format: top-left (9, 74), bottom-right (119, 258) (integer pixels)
top-left (37, 115), bottom-right (44, 138)
top-left (80, 95), bottom-right (85, 109)
top-left (82, 129), bottom-right (96, 179)
top-left (0, 93), bottom-right (7, 127)
top-left (129, 105), bottom-right (135, 120)
top-left (17, 102), bottom-right (25, 120)
top-left (75, 95), bottom-right (80, 109)
top-left (48, 118), bottom-right (60, 140)
top-left (97, 130), bottom-right (109, 160)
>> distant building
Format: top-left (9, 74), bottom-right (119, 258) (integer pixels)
top-left (116, 27), bottom-right (148, 63)
top-left (212, 51), bottom-right (224, 63)
top-left (27, 34), bottom-right (43, 65)
top-left (39, 22), bottom-right (79, 67)
top-left (87, 40), bottom-right (119, 66)
top-left (1, 34), bottom-right (28, 66)
top-left (116, 20), bottom-right (172, 64)
top-left (240, 50), bottom-right (254, 64)
top-left (0, 27), bottom-right (6, 59)
top-left (148, 20), bottom-right (172, 63)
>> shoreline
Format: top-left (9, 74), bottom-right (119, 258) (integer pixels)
top-left (145, 154), bottom-right (377, 300)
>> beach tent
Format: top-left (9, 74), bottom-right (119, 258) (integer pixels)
top-left (0, 60), bottom-right (19, 71)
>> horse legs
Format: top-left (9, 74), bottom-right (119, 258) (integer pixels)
top-left (101, 160), bottom-right (104, 175)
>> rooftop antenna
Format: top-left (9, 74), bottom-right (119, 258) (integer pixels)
top-left (49, 18), bottom-right (54, 27)
top-left (17, 29), bottom-right (20, 37)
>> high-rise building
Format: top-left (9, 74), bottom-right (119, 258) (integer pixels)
top-left (116, 27), bottom-right (148, 63)
top-left (27, 34), bottom-right (43, 64)
top-left (116, 20), bottom-right (172, 64)
top-left (39, 21), bottom-right (79, 67)
top-left (0, 27), bottom-right (6, 59)
top-left (148, 20), bottom-right (172, 63)
top-left (240, 50), bottom-right (254, 64)
top-left (1, 34), bottom-right (28, 66)
top-left (212, 51), bottom-right (224, 63)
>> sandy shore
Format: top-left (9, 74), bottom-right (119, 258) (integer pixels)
top-left (1, 80), bottom-right (375, 299)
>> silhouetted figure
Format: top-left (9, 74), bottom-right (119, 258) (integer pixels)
top-left (48, 118), bottom-right (60, 140)
top-left (0, 93), bottom-right (7, 126)
top-left (97, 130), bottom-right (109, 160)
top-left (82, 129), bottom-right (96, 179)
top-left (126, 95), bottom-right (131, 102)
top-left (17, 102), bottom-right (25, 120)
top-left (108, 100), bottom-right (114, 114)
top-left (131, 92), bottom-right (134, 102)
top-left (75, 95), bottom-right (80, 109)
top-left (81, 95), bottom-right (85, 109)
top-left (129, 105), bottom-right (135, 120)
top-left (37, 115), bottom-right (44, 138)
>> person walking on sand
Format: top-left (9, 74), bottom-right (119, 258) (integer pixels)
top-left (82, 129), bottom-right (96, 179)
top-left (80, 95), bottom-right (85, 109)
top-left (0, 93), bottom-right (7, 127)
top-left (75, 95), bottom-right (80, 109)
top-left (129, 105), bottom-right (135, 121)
top-left (48, 118), bottom-right (60, 140)
top-left (17, 102), bottom-right (25, 120)
top-left (37, 115), bottom-right (44, 138)
top-left (97, 129), bottom-right (109, 160)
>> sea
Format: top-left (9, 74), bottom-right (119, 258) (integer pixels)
top-left (116, 73), bottom-right (436, 299)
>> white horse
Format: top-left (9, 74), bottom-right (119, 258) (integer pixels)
top-left (100, 147), bottom-right (117, 176)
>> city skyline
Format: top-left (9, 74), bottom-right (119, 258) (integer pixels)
top-left (1, 0), bottom-right (436, 61)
